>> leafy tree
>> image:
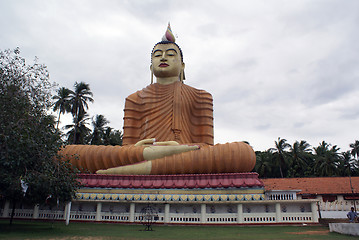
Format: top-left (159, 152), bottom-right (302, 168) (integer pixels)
top-left (52, 87), bottom-right (72, 129)
top-left (65, 111), bottom-right (91, 144)
top-left (103, 127), bottom-right (123, 146)
top-left (272, 137), bottom-right (290, 178)
top-left (313, 141), bottom-right (340, 177)
top-left (0, 48), bottom-right (80, 224)
top-left (350, 140), bottom-right (359, 160)
top-left (90, 114), bottom-right (109, 145)
top-left (255, 149), bottom-right (276, 178)
top-left (337, 151), bottom-right (355, 176)
top-left (69, 82), bottom-right (93, 143)
top-left (288, 140), bottom-right (313, 177)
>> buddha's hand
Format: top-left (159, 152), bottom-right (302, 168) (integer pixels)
top-left (135, 138), bottom-right (180, 146)
top-left (135, 138), bottom-right (199, 160)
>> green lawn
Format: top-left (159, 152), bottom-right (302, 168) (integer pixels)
top-left (0, 220), bottom-right (356, 240)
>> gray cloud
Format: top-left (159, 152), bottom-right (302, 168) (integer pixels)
top-left (1, 0), bottom-right (359, 152)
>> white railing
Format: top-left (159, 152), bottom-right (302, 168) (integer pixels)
top-left (10, 209), bottom-right (33, 218)
top-left (69, 211), bottom-right (96, 220)
top-left (319, 201), bottom-right (359, 211)
top-left (170, 213), bottom-right (201, 223)
top-left (206, 213), bottom-right (237, 223)
top-left (38, 210), bottom-right (64, 220)
top-left (1, 208), bottom-right (317, 224)
top-left (266, 192), bottom-right (296, 200)
top-left (281, 212), bottom-right (313, 222)
top-left (102, 212), bottom-right (130, 222)
top-left (243, 213), bottom-right (276, 223)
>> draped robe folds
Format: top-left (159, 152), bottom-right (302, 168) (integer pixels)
top-left (59, 81), bottom-right (256, 174)
top-left (123, 81), bottom-right (214, 146)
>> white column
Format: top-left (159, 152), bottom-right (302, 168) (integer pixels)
top-left (2, 201), bottom-right (10, 217)
top-left (311, 202), bottom-right (319, 223)
top-left (129, 203), bottom-right (135, 222)
top-left (33, 204), bottom-right (39, 219)
top-left (275, 203), bottom-right (281, 223)
top-left (164, 203), bottom-right (170, 223)
top-left (201, 203), bottom-right (206, 223)
top-left (65, 202), bottom-right (72, 225)
top-left (95, 202), bottom-right (102, 221)
top-left (237, 204), bottom-right (243, 223)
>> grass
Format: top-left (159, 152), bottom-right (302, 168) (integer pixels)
top-left (0, 220), bottom-right (357, 240)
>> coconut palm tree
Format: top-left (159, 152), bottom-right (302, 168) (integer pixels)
top-left (65, 112), bottom-right (91, 144)
top-left (90, 114), bottom-right (109, 145)
top-left (313, 141), bottom-right (340, 177)
top-left (52, 87), bottom-right (72, 129)
top-left (338, 151), bottom-right (354, 176)
top-left (69, 82), bottom-right (94, 144)
top-left (288, 140), bottom-right (312, 177)
top-left (255, 149), bottom-right (276, 178)
top-left (272, 137), bottom-right (290, 178)
top-left (103, 127), bottom-right (123, 146)
top-left (350, 140), bottom-right (359, 159)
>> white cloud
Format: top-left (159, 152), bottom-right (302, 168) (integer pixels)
top-left (1, 0), bottom-right (358, 152)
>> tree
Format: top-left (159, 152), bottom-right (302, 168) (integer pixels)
top-left (65, 111), bottom-right (91, 144)
top-left (350, 140), bottom-right (359, 160)
top-left (90, 114), bottom-right (109, 145)
top-left (272, 137), bottom-right (290, 178)
top-left (288, 140), bottom-right (313, 177)
top-left (69, 82), bottom-right (94, 143)
top-left (255, 149), bottom-right (276, 178)
top-left (338, 151), bottom-right (354, 176)
top-left (103, 127), bottom-right (123, 146)
top-left (52, 87), bottom-right (72, 129)
top-left (313, 141), bottom-right (340, 177)
top-left (0, 48), bottom-right (80, 224)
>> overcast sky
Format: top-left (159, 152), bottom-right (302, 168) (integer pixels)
top-left (1, 0), bottom-right (358, 152)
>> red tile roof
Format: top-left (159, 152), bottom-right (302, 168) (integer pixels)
top-left (262, 177), bottom-right (359, 195)
top-left (78, 173), bottom-right (264, 189)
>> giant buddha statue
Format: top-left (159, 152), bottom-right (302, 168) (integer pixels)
top-left (60, 24), bottom-right (256, 175)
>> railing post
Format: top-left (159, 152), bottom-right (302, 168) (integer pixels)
top-left (164, 203), bottom-right (170, 223)
top-left (311, 201), bottom-right (319, 222)
top-left (65, 202), bottom-right (72, 225)
top-left (200, 203), bottom-right (206, 223)
top-left (2, 200), bottom-right (10, 217)
top-left (95, 202), bottom-right (102, 221)
top-left (129, 203), bottom-right (135, 222)
top-left (275, 203), bottom-right (281, 223)
top-left (33, 204), bottom-right (39, 219)
top-left (237, 204), bottom-right (243, 223)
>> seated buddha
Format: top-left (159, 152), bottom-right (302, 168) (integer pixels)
top-left (60, 24), bottom-right (256, 175)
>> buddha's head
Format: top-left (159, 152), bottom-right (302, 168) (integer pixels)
top-left (150, 24), bottom-right (185, 84)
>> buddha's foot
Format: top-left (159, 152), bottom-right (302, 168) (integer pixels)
top-left (96, 161), bottom-right (152, 175)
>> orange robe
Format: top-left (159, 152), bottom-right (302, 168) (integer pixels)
top-left (123, 81), bottom-right (214, 145)
top-left (59, 82), bottom-right (256, 174)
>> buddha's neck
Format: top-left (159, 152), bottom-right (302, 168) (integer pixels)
top-left (156, 76), bottom-right (180, 85)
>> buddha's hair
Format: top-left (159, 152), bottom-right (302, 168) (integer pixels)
top-left (151, 41), bottom-right (184, 62)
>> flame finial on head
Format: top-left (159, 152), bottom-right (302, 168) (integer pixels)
top-left (162, 23), bottom-right (176, 42)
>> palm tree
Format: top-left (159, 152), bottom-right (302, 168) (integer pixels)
top-left (350, 140), bottom-right (359, 159)
top-left (313, 141), bottom-right (340, 177)
top-left (52, 87), bottom-right (72, 129)
top-left (272, 137), bottom-right (290, 178)
top-left (255, 149), bottom-right (275, 178)
top-left (103, 127), bottom-right (123, 146)
top-left (90, 114), bottom-right (109, 145)
top-left (338, 151), bottom-right (354, 176)
top-left (288, 140), bottom-right (312, 177)
top-left (65, 112), bottom-right (91, 144)
top-left (69, 82), bottom-right (94, 144)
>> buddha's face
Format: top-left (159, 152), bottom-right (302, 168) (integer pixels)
top-left (151, 43), bottom-right (184, 79)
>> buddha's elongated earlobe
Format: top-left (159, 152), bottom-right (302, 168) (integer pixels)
top-left (150, 65), bottom-right (154, 84)
top-left (180, 63), bottom-right (185, 83)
